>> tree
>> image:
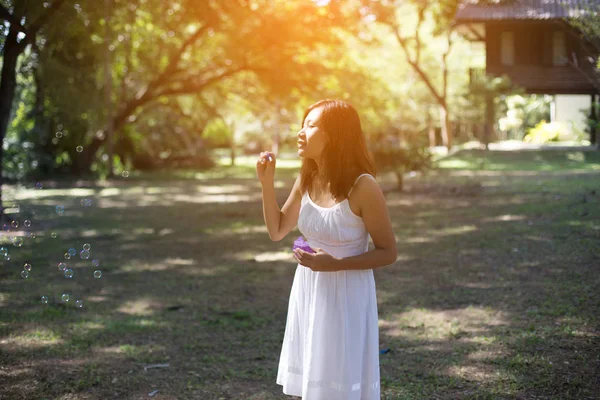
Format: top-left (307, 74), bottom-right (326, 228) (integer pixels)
top-left (0, 0), bottom-right (65, 220)
top-left (360, 0), bottom-right (460, 149)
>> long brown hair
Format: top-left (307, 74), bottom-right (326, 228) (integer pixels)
top-left (299, 99), bottom-right (376, 200)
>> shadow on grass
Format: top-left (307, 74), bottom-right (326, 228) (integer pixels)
top-left (0, 161), bottom-right (599, 399)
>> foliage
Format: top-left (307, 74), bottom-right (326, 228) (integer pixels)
top-left (371, 133), bottom-right (432, 190)
top-left (523, 120), bottom-right (562, 144)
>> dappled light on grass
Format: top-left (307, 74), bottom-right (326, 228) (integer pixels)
top-left (117, 299), bottom-right (163, 316)
top-left (379, 306), bottom-right (509, 342)
top-left (430, 225), bottom-right (478, 237)
top-left (195, 184), bottom-right (249, 194)
top-left (252, 251), bottom-right (295, 263)
top-left (482, 214), bottom-right (527, 222)
top-left (3, 327), bottom-right (64, 349)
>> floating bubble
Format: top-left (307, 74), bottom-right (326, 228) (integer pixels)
top-left (80, 198), bottom-right (93, 207)
top-left (35, 182), bottom-right (43, 190)
top-left (2, 224), bottom-right (10, 232)
top-left (23, 262), bottom-right (32, 271)
top-left (55, 131), bottom-right (63, 138)
top-left (30, 232), bottom-right (36, 239)
top-left (64, 268), bottom-right (74, 278)
top-left (92, 259), bottom-right (100, 267)
top-left (122, 170), bottom-right (130, 178)
top-left (51, 232), bottom-right (57, 239)
top-left (11, 220), bottom-right (18, 229)
top-left (64, 253), bottom-right (71, 260)
top-left (41, 296), bottom-right (49, 304)
top-left (93, 270), bottom-right (102, 279)
top-left (24, 220), bottom-right (31, 227)
top-left (80, 250), bottom-right (90, 260)
top-left (58, 262), bottom-right (67, 271)
top-left (13, 237), bottom-right (23, 247)
top-left (4, 254), bottom-right (10, 261)
top-left (61, 293), bottom-right (70, 302)
top-left (75, 300), bottom-right (84, 308)
top-left (55, 205), bottom-right (65, 215)
top-left (12, 204), bottom-right (19, 213)
top-left (83, 243), bottom-right (91, 251)
top-left (21, 270), bottom-right (29, 279)
top-left (0, 247), bottom-right (7, 256)
top-left (76, 146), bottom-right (83, 153)
top-left (68, 248), bottom-right (77, 256)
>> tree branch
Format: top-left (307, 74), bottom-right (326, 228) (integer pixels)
top-left (391, 25), bottom-right (445, 105)
top-left (0, 4), bottom-right (28, 33)
top-left (157, 66), bottom-right (251, 97)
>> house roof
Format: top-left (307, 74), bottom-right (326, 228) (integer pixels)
top-left (455, 0), bottom-right (599, 22)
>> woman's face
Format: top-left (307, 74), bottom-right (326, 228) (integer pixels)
top-left (297, 107), bottom-right (326, 160)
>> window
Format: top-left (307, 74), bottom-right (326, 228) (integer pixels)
top-left (500, 32), bottom-right (514, 66)
top-left (553, 31), bottom-right (568, 65)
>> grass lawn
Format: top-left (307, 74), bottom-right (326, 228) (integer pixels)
top-left (0, 148), bottom-right (599, 399)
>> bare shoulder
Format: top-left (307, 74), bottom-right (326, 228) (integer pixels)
top-left (349, 174), bottom-right (384, 216)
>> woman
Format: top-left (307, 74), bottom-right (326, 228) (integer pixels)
top-left (256, 99), bottom-right (397, 400)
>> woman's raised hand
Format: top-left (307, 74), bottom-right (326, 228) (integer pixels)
top-left (256, 151), bottom-right (276, 184)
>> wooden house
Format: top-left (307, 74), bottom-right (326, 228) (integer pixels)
top-left (454, 0), bottom-right (599, 144)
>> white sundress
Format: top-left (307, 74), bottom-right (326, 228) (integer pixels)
top-left (276, 173), bottom-right (381, 400)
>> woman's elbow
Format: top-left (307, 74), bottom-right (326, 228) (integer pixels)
top-left (269, 231), bottom-right (284, 242)
top-left (387, 247), bottom-right (398, 265)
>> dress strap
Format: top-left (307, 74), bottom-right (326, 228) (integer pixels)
top-left (348, 173), bottom-right (374, 197)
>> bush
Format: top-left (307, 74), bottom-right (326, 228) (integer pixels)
top-left (523, 121), bottom-right (562, 144)
top-left (371, 141), bottom-right (432, 191)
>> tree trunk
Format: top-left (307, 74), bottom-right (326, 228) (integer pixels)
top-left (427, 116), bottom-right (436, 147)
top-left (394, 169), bottom-right (404, 192)
top-left (439, 102), bottom-right (453, 149)
top-left (104, 0), bottom-right (114, 177)
top-left (0, 29), bottom-right (21, 221)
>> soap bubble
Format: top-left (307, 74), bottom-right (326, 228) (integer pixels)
top-left (83, 243), bottom-right (91, 251)
top-left (12, 237), bottom-right (23, 247)
top-left (4, 254), bottom-right (10, 261)
top-left (23, 262), bottom-right (32, 271)
top-left (58, 262), bottom-right (67, 271)
top-left (122, 170), bottom-right (130, 178)
top-left (64, 253), bottom-right (71, 260)
top-left (93, 270), bottom-right (102, 279)
top-left (41, 296), bottom-right (48, 304)
top-left (61, 293), bottom-right (70, 302)
top-left (0, 247), bottom-right (7, 256)
top-left (24, 220), bottom-right (31, 227)
top-left (76, 146), bottom-right (83, 153)
top-left (10, 220), bottom-right (18, 229)
top-left (75, 300), bottom-right (84, 308)
top-left (80, 250), bottom-right (90, 260)
top-left (80, 198), bottom-right (93, 207)
top-left (64, 268), bottom-right (74, 278)
top-left (68, 248), bottom-right (77, 256)
top-left (21, 270), bottom-right (29, 279)
top-left (92, 259), bottom-right (100, 267)
top-left (55, 205), bottom-right (65, 215)
top-left (35, 182), bottom-right (43, 189)
top-left (2, 224), bottom-right (10, 232)
top-left (51, 232), bottom-right (57, 238)
top-left (29, 232), bottom-right (36, 239)
top-left (12, 204), bottom-right (19, 213)
top-left (55, 131), bottom-right (63, 138)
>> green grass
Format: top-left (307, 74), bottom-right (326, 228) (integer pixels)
top-left (0, 148), bottom-right (599, 399)
top-left (437, 148), bottom-right (600, 171)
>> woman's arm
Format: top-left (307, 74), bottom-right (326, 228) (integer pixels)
top-left (261, 175), bottom-right (302, 242)
top-left (336, 176), bottom-right (397, 270)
